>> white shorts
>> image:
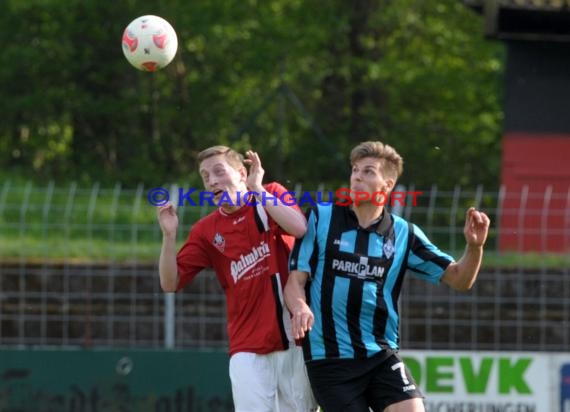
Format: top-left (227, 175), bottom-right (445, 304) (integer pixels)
top-left (229, 346), bottom-right (317, 412)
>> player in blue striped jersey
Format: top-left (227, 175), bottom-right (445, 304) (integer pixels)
top-left (285, 141), bottom-right (490, 412)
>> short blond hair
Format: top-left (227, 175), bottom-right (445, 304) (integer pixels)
top-left (350, 141), bottom-right (403, 181)
top-left (197, 145), bottom-right (244, 170)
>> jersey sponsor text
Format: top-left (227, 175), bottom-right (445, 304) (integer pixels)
top-left (230, 241), bottom-right (271, 283)
top-left (331, 257), bottom-right (384, 279)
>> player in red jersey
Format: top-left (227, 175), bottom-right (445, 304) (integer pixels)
top-left (157, 146), bottom-right (317, 412)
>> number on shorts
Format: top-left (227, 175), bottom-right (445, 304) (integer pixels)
top-left (391, 361), bottom-right (410, 385)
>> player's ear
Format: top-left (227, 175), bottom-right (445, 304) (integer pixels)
top-left (384, 178), bottom-right (395, 193)
top-left (238, 165), bottom-right (248, 182)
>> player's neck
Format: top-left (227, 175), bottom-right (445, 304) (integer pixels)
top-left (219, 203), bottom-right (246, 215)
top-left (218, 184), bottom-right (249, 214)
top-left (351, 202), bottom-right (384, 229)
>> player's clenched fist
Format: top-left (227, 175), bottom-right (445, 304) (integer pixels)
top-left (464, 207), bottom-right (490, 247)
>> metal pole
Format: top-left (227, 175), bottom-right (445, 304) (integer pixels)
top-left (131, 183), bottom-right (144, 247)
top-left (540, 185), bottom-right (552, 253)
top-left (517, 185), bottom-right (529, 253)
top-left (164, 182), bottom-right (179, 350)
top-left (41, 181), bottom-right (55, 240)
top-left (474, 184), bottom-right (483, 209)
top-left (0, 179), bottom-right (11, 216)
top-left (276, 63), bottom-right (286, 180)
top-left (164, 293), bottom-right (175, 349)
top-left (404, 184), bottom-right (414, 221)
top-left (41, 180), bottom-right (55, 345)
top-left (496, 184), bottom-right (506, 253)
top-left (391, 184), bottom-right (406, 217)
top-left (64, 182), bottom-right (77, 241)
top-left (18, 182), bottom-right (33, 341)
top-left (109, 183), bottom-right (122, 247)
top-left (426, 184), bottom-right (438, 238)
top-left (449, 185), bottom-right (461, 253)
top-left (564, 187), bottom-right (570, 252)
top-left (87, 182), bottom-right (100, 242)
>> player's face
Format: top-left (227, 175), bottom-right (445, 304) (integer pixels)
top-left (199, 154), bottom-right (247, 206)
top-left (350, 157), bottom-right (393, 205)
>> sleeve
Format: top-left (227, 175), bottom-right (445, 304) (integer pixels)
top-left (263, 181), bottom-right (303, 235)
top-left (406, 223), bottom-right (455, 284)
top-left (175, 223), bottom-right (212, 291)
top-left (289, 206), bottom-right (319, 278)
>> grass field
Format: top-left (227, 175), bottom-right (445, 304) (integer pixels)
top-left (1, 234), bottom-right (569, 269)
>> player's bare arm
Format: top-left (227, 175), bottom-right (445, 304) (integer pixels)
top-left (441, 207), bottom-right (491, 291)
top-left (157, 201), bottom-right (179, 292)
top-left (244, 150), bottom-right (307, 238)
top-left (284, 270), bottom-right (314, 339)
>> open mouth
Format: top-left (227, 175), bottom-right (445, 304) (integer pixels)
top-left (212, 189), bottom-right (223, 198)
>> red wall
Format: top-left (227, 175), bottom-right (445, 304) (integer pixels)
top-left (499, 133), bottom-right (570, 252)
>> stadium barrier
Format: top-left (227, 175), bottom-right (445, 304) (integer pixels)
top-left (1, 348), bottom-right (568, 411)
top-left (0, 348), bottom-right (232, 412)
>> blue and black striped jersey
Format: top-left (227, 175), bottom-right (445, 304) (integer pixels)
top-left (289, 203), bottom-right (454, 361)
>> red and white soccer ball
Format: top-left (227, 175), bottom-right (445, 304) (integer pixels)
top-left (121, 15), bottom-right (178, 72)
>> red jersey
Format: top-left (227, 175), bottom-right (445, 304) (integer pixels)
top-left (176, 182), bottom-right (299, 356)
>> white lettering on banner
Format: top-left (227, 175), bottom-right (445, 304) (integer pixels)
top-left (400, 351), bottom-right (552, 409)
top-left (402, 355), bottom-right (534, 395)
top-left (230, 242), bottom-right (271, 283)
top-left (425, 402), bottom-right (536, 412)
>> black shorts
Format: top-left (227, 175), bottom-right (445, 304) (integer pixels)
top-left (306, 351), bottom-right (423, 412)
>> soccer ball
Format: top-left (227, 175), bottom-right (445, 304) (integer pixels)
top-left (121, 15), bottom-right (178, 72)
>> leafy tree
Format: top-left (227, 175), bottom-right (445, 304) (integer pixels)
top-left (0, 0), bottom-right (503, 189)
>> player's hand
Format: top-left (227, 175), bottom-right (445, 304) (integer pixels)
top-left (464, 207), bottom-right (490, 247)
top-left (291, 305), bottom-right (314, 340)
top-left (244, 150), bottom-right (264, 193)
top-left (157, 201), bottom-right (179, 236)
